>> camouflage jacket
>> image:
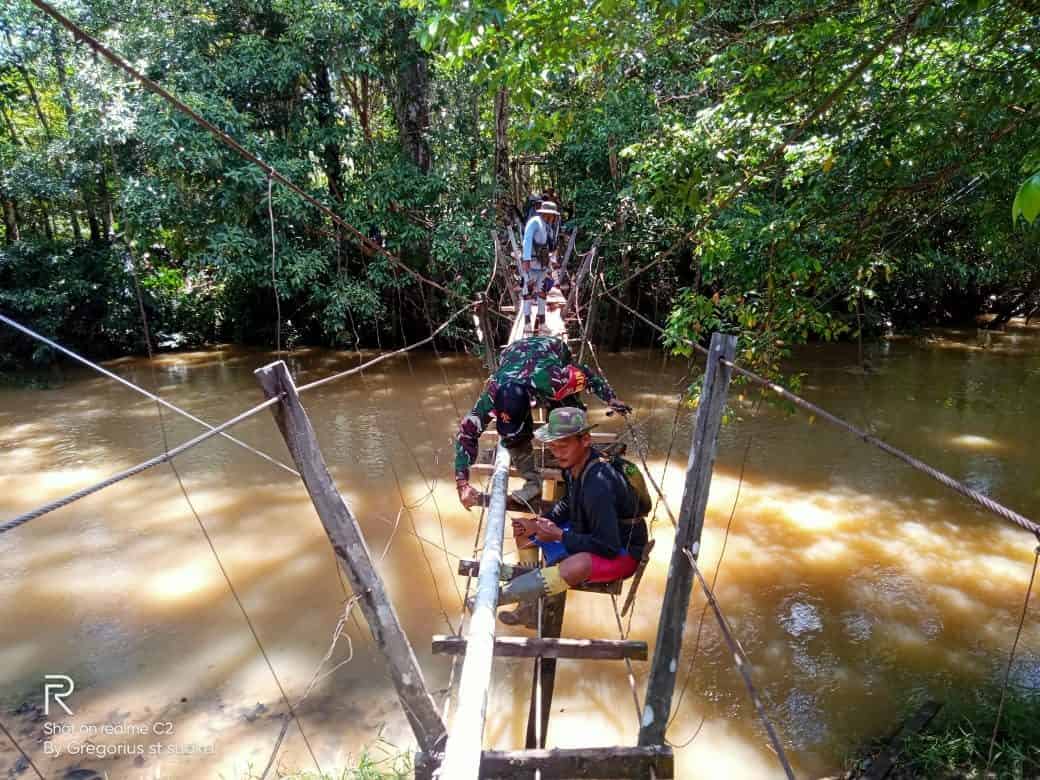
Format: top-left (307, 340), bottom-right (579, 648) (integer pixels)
top-left (454, 336), bottom-right (618, 482)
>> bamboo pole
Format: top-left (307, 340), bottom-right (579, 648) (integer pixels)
top-left (437, 444), bottom-right (511, 779)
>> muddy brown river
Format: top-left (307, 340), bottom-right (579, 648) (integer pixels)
top-left (2, 324), bottom-right (1039, 778)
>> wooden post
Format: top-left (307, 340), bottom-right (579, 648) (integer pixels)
top-left (638, 332), bottom-right (737, 746)
top-left (438, 444), bottom-right (511, 780)
top-left (255, 361), bottom-right (446, 752)
top-left (578, 272), bottom-right (600, 365)
top-left (478, 295), bottom-right (498, 373)
top-left (525, 591), bottom-right (566, 749)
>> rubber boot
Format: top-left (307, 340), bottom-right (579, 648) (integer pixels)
top-left (508, 440), bottom-right (541, 507)
top-left (499, 602), bottom-right (539, 628)
top-left (533, 314), bottom-right (545, 335)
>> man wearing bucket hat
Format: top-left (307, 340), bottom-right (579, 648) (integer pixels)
top-left (454, 335), bottom-right (631, 511)
top-left (520, 199), bottom-right (561, 334)
top-left (475, 406), bottom-right (648, 627)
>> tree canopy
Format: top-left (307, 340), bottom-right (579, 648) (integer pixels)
top-left (1, 0), bottom-right (1037, 370)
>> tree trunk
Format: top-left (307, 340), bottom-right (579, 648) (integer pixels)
top-left (5, 28), bottom-right (53, 143)
top-left (315, 64), bottom-right (345, 204)
top-left (97, 170), bottom-right (114, 239)
top-left (315, 64), bottom-right (347, 263)
top-left (87, 207), bottom-right (101, 243)
top-left (494, 87), bottom-right (512, 226)
top-left (391, 15), bottom-right (431, 173)
top-left (3, 199), bottom-right (19, 244)
top-left (69, 210), bottom-right (82, 241)
top-left (50, 28), bottom-right (75, 125)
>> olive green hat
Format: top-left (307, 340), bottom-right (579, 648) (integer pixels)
top-left (534, 407), bottom-right (597, 443)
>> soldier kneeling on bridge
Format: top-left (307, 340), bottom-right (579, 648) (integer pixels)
top-left (492, 407), bottom-right (650, 628)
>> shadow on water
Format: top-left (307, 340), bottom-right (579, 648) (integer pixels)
top-left (2, 332), bottom-right (1040, 777)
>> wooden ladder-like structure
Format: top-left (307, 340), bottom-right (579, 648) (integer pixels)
top-left (253, 227), bottom-right (737, 780)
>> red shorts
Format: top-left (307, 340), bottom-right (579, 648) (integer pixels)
top-left (586, 552), bottom-right (639, 583)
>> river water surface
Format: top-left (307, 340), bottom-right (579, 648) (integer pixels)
top-left (2, 324), bottom-right (1040, 778)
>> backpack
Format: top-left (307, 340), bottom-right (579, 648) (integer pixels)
top-left (607, 455), bottom-right (653, 520)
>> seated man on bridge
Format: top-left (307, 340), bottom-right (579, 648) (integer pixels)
top-left (455, 335), bottom-right (631, 509)
top-left (483, 407), bottom-right (649, 628)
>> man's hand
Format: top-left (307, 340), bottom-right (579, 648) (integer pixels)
top-left (512, 516), bottom-right (539, 537)
top-left (457, 481), bottom-right (481, 510)
top-left (608, 399), bottom-right (633, 416)
top-left (534, 518), bottom-right (564, 543)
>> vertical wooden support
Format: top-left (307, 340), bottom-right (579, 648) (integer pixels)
top-left (525, 591), bottom-right (567, 749)
top-left (578, 272), bottom-right (600, 365)
top-left (492, 230), bottom-right (518, 308)
top-left (438, 444), bottom-right (512, 780)
top-left (638, 332), bottom-right (737, 746)
top-left (478, 295), bottom-right (498, 373)
top-left (255, 361), bottom-right (446, 752)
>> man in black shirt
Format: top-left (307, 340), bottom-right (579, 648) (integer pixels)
top-left (493, 407), bottom-right (648, 627)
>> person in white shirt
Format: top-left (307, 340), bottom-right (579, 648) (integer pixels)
top-left (521, 200), bottom-right (560, 333)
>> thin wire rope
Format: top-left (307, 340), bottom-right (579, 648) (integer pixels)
top-left (985, 541), bottom-right (1040, 774)
top-left (440, 471), bottom-right (491, 720)
top-left (27, 0), bottom-right (511, 325)
top-left (268, 174), bottom-right (282, 355)
top-left (610, 341), bottom-right (786, 773)
top-left (391, 463), bottom-right (457, 635)
top-left (1, 304), bottom-right (477, 535)
top-left (0, 312), bottom-right (299, 477)
top-left (0, 396), bottom-right (279, 535)
top-left (598, 282), bottom-right (1040, 539)
top-left (386, 264), bottom-right (464, 607)
top-left (296, 302), bottom-right (476, 393)
top-left (682, 547), bottom-right (796, 780)
top-left (601, 0), bottom-right (933, 299)
top-left (667, 427), bottom-right (756, 745)
top-left (0, 717), bottom-right (45, 780)
top-left (122, 240), bottom-right (324, 776)
top-left (611, 593), bottom-right (644, 729)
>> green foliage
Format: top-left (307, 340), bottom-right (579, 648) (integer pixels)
top-left (1013, 172), bottom-right (1040, 227)
top-left (898, 687), bottom-right (1040, 779)
top-left (2, 0), bottom-right (1039, 369)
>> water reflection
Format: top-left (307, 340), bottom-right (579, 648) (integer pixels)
top-left (2, 326), bottom-right (1040, 777)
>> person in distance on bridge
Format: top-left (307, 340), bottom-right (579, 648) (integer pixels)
top-left (474, 407), bottom-right (649, 628)
top-left (455, 335), bottom-right (631, 513)
top-left (520, 200), bottom-right (560, 334)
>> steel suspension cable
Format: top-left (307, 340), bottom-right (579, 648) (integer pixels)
top-left (0, 312), bottom-right (299, 477)
top-left (0, 397), bottom-right (281, 536)
top-left (682, 548), bottom-right (797, 780)
top-left (28, 0), bottom-right (509, 325)
top-left (1, 303), bottom-right (478, 535)
top-left (985, 540), bottom-right (1040, 774)
top-left (598, 282), bottom-right (1040, 539)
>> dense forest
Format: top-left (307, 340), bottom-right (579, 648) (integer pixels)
top-left (1, 0), bottom-right (1038, 371)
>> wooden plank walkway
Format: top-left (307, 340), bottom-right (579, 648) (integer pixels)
top-left (425, 226), bottom-right (678, 779)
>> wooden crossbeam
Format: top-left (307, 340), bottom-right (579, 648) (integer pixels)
top-left (415, 745), bottom-right (674, 779)
top-left (470, 462), bottom-right (563, 481)
top-left (432, 635), bottom-right (647, 661)
top-left (480, 430), bottom-right (617, 443)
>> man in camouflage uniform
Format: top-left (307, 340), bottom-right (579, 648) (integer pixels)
top-left (454, 335), bottom-right (631, 510)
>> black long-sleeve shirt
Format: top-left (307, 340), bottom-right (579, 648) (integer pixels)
top-left (545, 449), bottom-right (648, 561)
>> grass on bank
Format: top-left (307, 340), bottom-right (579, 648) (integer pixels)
top-left (231, 737), bottom-right (413, 780)
top-left (847, 686), bottom-right (1040, 779)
